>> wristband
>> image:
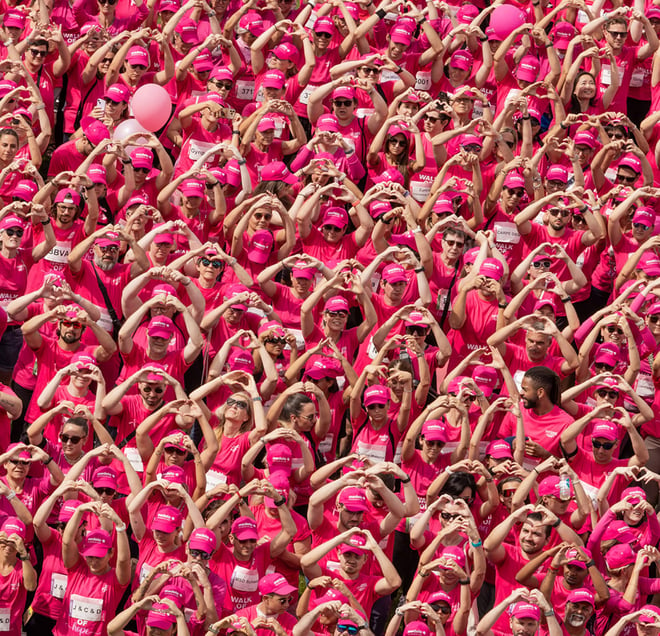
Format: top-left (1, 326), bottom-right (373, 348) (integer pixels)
top-left (376, 8), bottom-right (386, 18)
top-left (228, 256), bottom-right (237, 266)
top-left (252, 396), bottom-right (263, 402)
top-left (412, 227), bottom-right (422, 234)
top-left (41, 218), bottom-right (51, 225)
top-left (400, 476), bottom-right (411, 484)
top-left (521, 115), bottom-right (531, 120)
top-left (209, 181), bottom-right (219, 187)
top-left (115, 523), bottom-right (127, 532)
top-left (414, 267), bottom-right (424, 273)
top-left (585, 559), bottom-right (595, 568)
top-left (345, 148), bottom-right (354, 156)
top-left (418, 16), bottom-right (426, 24)
top-left (419, 571), bottom-right (430, 578)
top-left (544, 611), bottom-right (555, 617)
top-left (208, 9), bottom-right (216, 15)
top-left (498, 303), bottom-right (507, 309)
top-left (238, 158), bottom-right (247, 165)
top-left (532, 467), bottom-right (539, 473)
top-left (275, 497), bottom-right (286, 506)
top-left (560, 297), bottom-right (570, 303)
top-left (552, 518), bottom-right (561, 528)
top-left (560, 122), bottom-right (568, 129)
top-left (232, 130), bottom-right (240, 135)
top-left (395, 65), bottom-right (403, 74)
top-left (459, 579), bottom-right (470, 585)
top-left (485, 477), bottom-right (493, 483)
top-left (471, 540), bottom-right (482, 547)
top-left (43, 456), bottom-right (53, 465)
top-left (579, 205), bottom-right (588, 213)
top-left (544, 41), bottom-right (553, 47)
top-left (18, 554), bottom-right (28, 561)
top-left (36, 103), bottom-right (46, 110)
top-left (121, 159), bottom-right (131, 165)
top-left (5, 490), bottom-right (16, 501)
top-left (209, 627), bottom-right (220, 634)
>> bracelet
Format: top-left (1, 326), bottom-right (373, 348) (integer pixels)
top-left (209, 181), bottom-right (219, 187)
top-left (521, 115), bottom-right (531, 120)
top-left (43, 456), bottom-right (53, 465)
top-left (560, 297), bottom-right (570, 303)
top-left (238, 159), bottom-right (247, 165)
top-left (208, 9), bottom-right (216, 15)
top-left (232, 130), bottom-right (240, 135)
top-left (395, 609), bottom-right (404, 616)
top-left (418, 16), bottom-right (426, 24)
top-left (549, 565), bottom-right (559, 572)
top-left (419, 571), bottom-right (430, 578)
top-left (6, 490), bottom-right (15, 501)
top-left (414, 266), bottom-right (424, 272)
top-left (459, 579), bottom-right (470, 585)
top-left (209, 627), bottom-right (220, 635)
top-left (228, 256), bottom-right (237, 266)
top-left (36, 103), bottom-right (46, 110)
top-left (3, 40), bottom-right (12, 47)
top-left (585, 559), bottom-right (595, 568)
top-left (532, 467), bottom-right (539, 474)
top-left (498, 302), bottom-right (507, 309)
top-left (560, 122), bottom-right (568, 130)
top-left (400, 475), bottom-right (411, 483)
top-left (485, 477), bottom-right (493, 483)
top-left (552, 518), bottom-right (561, 528)
top-left (115, 523), bottom-right (127, 532)
top-left (412, 227), bottom-right (422, 234)
top-left (252, 396), bottom-right (263, 402)
top-left (121, 159), bottom-right (131, 165)
top-left (275, 497), bottom-right (286, 506)
top-left (395, 65), bottom-right (403, 74)
top-left (544, 42), bottom-right (553, 47)
top-left (18, 554), bottom-right (28, 561)
top-left (41, 218), bottom-right (51, 225)
top-left (471, 539), bottom-right (482, 547)
top-left (480, 35), bottom-right (488, 41)
top-left (544, 611), bottom-right (555, 617)
top-left (376, 8), bottom-right (386, 18)
top-left (345, 148), bottom-right (354, 156)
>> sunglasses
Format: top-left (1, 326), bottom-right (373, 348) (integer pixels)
top-left (606, 325), bottom-right (624, 335)
top-left (406, 326), bottom-right (429, 336)
top-left (164, 446), bottom-right (187, 456)
top-left (648, 315), bottom-right (660, 323)
top-left (360, 67), bottom-right (379, 74)
top-left (431, 604), bottom-right (452, 615)
top-left (129, 63), bottom-right (148, 71)
top-left (424, 439), bottom-right (445, 448)
top-left (154, 242), bottom-right (172, 248)
top-left (8, 459), bottom-right (30, 466)
top-left (423, 115), bottom-right (440, 123)
top-left (323, 225), bottom-right (343, 233)
top-left (506, 188), bottom-right (525, 197)
top-left (265, 337), bottom-right (286, 344)
top-left (443, 238), bottom-right (464, 248)
top-left (440, 512), bottom-right (460, 521)
top-left (462, 144), bottom-right (481, 153)
top-left (96, 487), bottom-right (116, 495)
top-left (389, 138), bottom-right (407, 147)
top-left (367, 403), bottom-right (387, 410)
top-left (572, 214), bottom-right (586, 223)
top-left (607, 30), bottom-right (627, 38)
top-left (142, 385), bottom-right (164, 394)
top-left (226, 397), bottom-right (249, 410)
top-left (594, 362), bottom-right (614, 371)
top-left (61, 320), bottom-right (82, 329)
top-left (595, 388), bottom-right (618, 400)
top-left (4, 228), bottom-right (24, 238)
top-left (200, 257), bottom-right (223, 268)
top-left (633, 222), bottom-right (650, 230)
top-left (500, 489), bottom-right (517, 497)
top-left (592, 439), bottom-right (616, 450)
top-left (99, 0), bottom-right (118, 4)
top-left (211, 80), bottom-right (233, 89)
top-left (337, 626), bottom-right (359, 635)
top-left (532, 259), bottom-right (552, 268)
top-left (616, 173), bottom-right (637, 184)
top-left (334, 99), bottom-right (353, 107)
top-left (30, 49), bottom-right (48, 58)
top-left (326, 310), bottom-right (348, 317)
top-left (314, 31), bottom-right (333, 38)
top-left (134, 167), bottom-right (150, 173)
top-left (549, 209), bottom-right (571, 218)
top-left (190, 548), bottom-right (213, 560)
top-left (60, 434), bottom-right (83, 444)
top-left (101, 57), bottom-right (114, 64)
top-left (254, 213), bottom-right (272, 221)
top-left (298, 412), bottom-right (316, 422)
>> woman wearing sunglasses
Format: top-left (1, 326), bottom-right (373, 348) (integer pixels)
top-left (73, 0), bottom-right (149, 34)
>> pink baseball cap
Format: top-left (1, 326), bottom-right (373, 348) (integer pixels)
top-left (403, 622), bottom-right (432, 636)
top-left (404, 310), bottom-right (429, 327)
top-left (54, 188), bottom-right (82, 206)
top-left (305, 357), bottom-right (342, 380)
top-left (594, 344), bottom-right (618, 368)
top-left (130, 147), bottom-right (154, 170)
top-left (605, 543), bottom-right (636, 570)
top-left (228, 349), bottom-right (255, 372)
top-left (147, 315), bottom-right (175, 339)
top-left (259, 572), bottom-right (297, 596)
top-left (478, 257), bottom-right (504, 280)
top-left (546, 164), bottom-right (569, 183)
top-left (621, 486), bottom-right (646, 504)
top-left (321, 206), bottom-right (349, 228)
top-left (264, 471), bottom-right (290, 507)
top-left (210, 66), bottom-right (233, 82)
top-left (633, 207), bottom-right (656, 227)
top-left (504, 172), bottom-right (525, 189)
top-left (619, 154), bottom-right (642, 174)
top-left (232, 516), bottom-right (258, 540)
top-left (81, 528), bottom-right (112, 557)
top-left (473, 365), bottom-right (498, 397)
top-left (339, 534), bottom-right (368, 555)
top-left (595, 376), bottom-right (619, 391)
top-left (601, 519), bottom-right (636, 543)
top-left (238, 13), bottom-right (265, 35)
top-left (4, 10), bottom-right (25, 29)
top-left (448, 376), bottom-right (475, 396)
top-left (150, 505), bottom-right (183, 533)
top-left (421, 420), bottom-right (449, 442)
top-left (316, 113), bottom-right (340, 132)
top-left (551, 21), bottom-right (577, 49)
top-left (262, 69), bottom-right (286, 89)
top-left (538, 475), bottom-right (573, 498)
top-left (261, 161), bottom-right (296, 185)
top-left (332, 86), bottom-right (357, 101)
top-left (516, 55), bottom-right (540, 82)
top-left (180, 179), bottom-right (205, 199)
top-left (266, 443), bottom-right (293, 473)
top-left (460, 133), bottom-right (483, 149)
top-left (257, 116), bottom-right (277, 132)
top-left (12, 179), bottom-right (38, 202)
top-left (374, 168), bottom-right (405, 186)
top-left (152, 283), bottom-right (177, 298)
top-left (565, 547), bottom-right (592, 570)
top-left (337, 486), bottom-right (369, 511)
top-left (175, 18), bottom-right (200, 44)
top-left (126, 46), bottom-right (149, 67)
top-left (325, 296), bottom-right (349, 312)
top-left (92, 466), bottom-right (119, 490)
top-left (450, 49), bottom-right (473, 70)
top-left (390, 26), bottom-right (412, 45)
top-left (638, 251), bottom-right (660, 276)
top-left (189, 527), bottom-right (217, 553)
top-left (273, 42), bottom-right (298, 61)
top-left (486, 439), bottom-right (513, 459)
top-left (81, 118), bottom-right (110, 146)
top-left (160, 465), bottom-right (186, 484)
top-left (224, 283), bottom-right (249, 310)
top-left (95, 230), bottom-right (120, 248)
top-left (574, 131), bottom-right (598, 148)
top-left (511, 602), bottom-right (541, 621)
top-left (439, 545), bottom-right (466, 569)
top-left (456, 3), bottom-right (479, 22)
top-left (292, 260), bottom-right (316, 279)
top-left (193, 52), bottom-right (215, 72)
top-left (0, 516), bottom-right (25, 539)
top-left (382, 263), bottom-right (408, 284)
top-left (0, 215), bottom-right (25, 232)
top-left (591, 420), bottom-right (618, 441)
top-left (87, 165), bottom-right (107, 186)
top-left (363, 384), bottom-right (390, 406)
top-left (314, 16), bottom-right (335, 34)
top-left (247, 229), bottom-right (274, 264)
top-left (146, 604), bottom-right (177, 631)
top-left (59, 499), bottom-right (84, 523)
top-left (104, 83), bottom-right (130, 103)
top-left (647, 302), bottom-right (660, 315)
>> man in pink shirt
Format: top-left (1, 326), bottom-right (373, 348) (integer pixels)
top-left (236, 573), bottom-right (299, 636)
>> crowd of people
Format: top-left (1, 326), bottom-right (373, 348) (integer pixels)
top-left (1, 0), bottom-right (660, 635)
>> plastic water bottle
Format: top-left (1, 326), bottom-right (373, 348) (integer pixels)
top-left (559, 473), bottom-right (571, 501)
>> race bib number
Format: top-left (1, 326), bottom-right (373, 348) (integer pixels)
top-left (513, 369), bottom-right (525, 391)
top-left (635, 374), bottom-right (654, 399)
top-left (318, 434), bottom-right (333, 455)
top-left (0, 608), bottom-right (8, 632)
top-left (231, 565), bottom-right (259, 592)
top-left (299, 84), bottom-right (319, 105)
top-left (630, 68), bottom-right (645, 88)
top-left (205, 469), bottom-right (228, 492)
top-left (51, 572), bottom-right (68, 600)
top-left (415, 71), bottom-right (431, 92)
top-left (139, 562), bottom-right (154, 584)
top-left (235, 79), bottom-right (255, 101)
top-left (380, 69), bottom-right (399, 83)
top-left (356, 107), bottom-right (375, 119)
top-left (69, 594), bottom-right (103, 622)
top-left (503, 88), bottom-right (522, 108)
top-left (355, 441), bottom-right (387, 463)
top-left (124, 447), bottom-right (144, 473)
top-left (494, 221), bottom-right (521, 244)
top-left (600, 64), bottom-right (623, 86)
top-left (410, 178), bottom-right (432, 202)
top-left (48, 241), bottom-right (71, 265)
top-left (188, 139), bottom-right (216, 163)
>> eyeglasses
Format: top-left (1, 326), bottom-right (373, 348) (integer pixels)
top-left (389, 138), bottom-right (407, 147)
top-left (314, 32), bottom-right (333, 39)
top-left (61, 320), bottom-right (82, 329)
top-left (423, 115), bottom-right (440, 123)
top-left (200, 257), bottom-right (223, 268)
top-left (333, 99), bottom-right (353, 107)
top-left (633, 222), bottom-right (650, 231)
top-left (142, 385), bottom-right (164, 394)
top-left (129, 63), bottom-right (147, 71)
top-left (29, 48), bottom-right (48, 58)
top-left (99, 0), bottom-right (118, 4)
top-left (297, 412), bottom-right (317, 422)
top-left (500, 489), bottom-right (517, 497)
top-left (367, 403), bottom-right (387, 410)
top-left (460, 495), bottom-right (475, 505)
top-left (96, 487), bottom-right (116, 495)
top-left (440, 512), bottom-right (460, 521)
top-left (549, 208), bottom-right (571, 218)
top-left (254, 212), bottom-right (272, 221)
top-left (443, 238), bottom-right (464, 248)
top-left (649, 315), bottom-right (660, 323)
top-left (134, 167), bottom-right (150, 174)
top-left (610, 132), bottom-right (626, 140)
top-left (592, 439), bottom-right (616, 450)
top-left (532, 259), bottom-right (552, 268)
top-left (462, 144), bottom-right (481, 153)
top-left (323, 225), bottom-right (343, 233)
top-left (424, 439), bottom-right (445, 448)
top-left (60, 434), bottom-right (83, 444)
top-left (594, 362), bottom-right (614, 371)
top-left (226, 397), bottom-right (248, 410)
top-left (325, 310), bottom-right (348, 317)
top-left (607, 30), bottom-right (627, 39)
top-left (337, 626), bottom-right (359, 635)
top-left (154, 242), bottom-right (172, 249)
top-left (4, 228), bottom-right (24, 238)
top-left (99, 245), bottom-right (119, 253)
top-left (431, 604), bottom-right (452, 615)
top-left (595, 388), bottom-right (618, 400)
top-left (211, 80), bottom-right (233, 89)
top-left (606, 325), bottom-right (624, 335)
top-left (101, 57), bottom-right (114, 64)
top-left (616, 173), bottom-right (637, 184)
top-left (265, 337), bottom-right (286, 344)
top-left (572, 215), bottom-right (586, 224)
top-left (360, 67), bottom-right (379, 74)
top-left (190, 548), bottom-right (213, 560)
top-left (8, 459), bottom-right (30, 466)
top-left (164, 446), bottom-right (187, 456)
top-left (506, 188), bottom-right (525, 197)
top-left (406, 326), bottom-right (429, 336)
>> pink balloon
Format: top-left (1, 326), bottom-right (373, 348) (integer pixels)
top-left (131, 83), bottom-right (172, 132)
top-left (490, 4), bottom-right (526, 41)
top-left (112, 118), bottom-right (149, 155)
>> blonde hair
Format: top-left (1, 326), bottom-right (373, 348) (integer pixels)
top-left (214, 391), bottom-right (254, 444)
